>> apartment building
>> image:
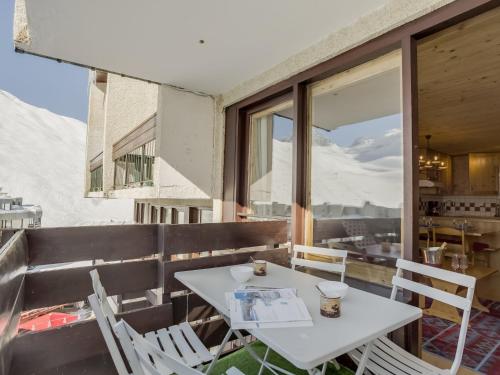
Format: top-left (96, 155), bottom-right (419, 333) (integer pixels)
top-left (85, 71), bottom-right (217, 224)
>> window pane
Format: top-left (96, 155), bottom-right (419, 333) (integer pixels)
top-left (248, 101), bottom-right (293, 220)
top-left (309, 50), bottom-right (402, 287)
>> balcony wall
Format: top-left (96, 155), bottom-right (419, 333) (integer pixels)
top-left (0, 221), bottom-right (288, 375)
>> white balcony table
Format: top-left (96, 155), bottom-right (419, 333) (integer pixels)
top-left (175, 262), bottom-right (422, 375)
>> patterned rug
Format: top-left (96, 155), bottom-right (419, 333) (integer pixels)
top-left (422, 300), bottom-right (500, 374)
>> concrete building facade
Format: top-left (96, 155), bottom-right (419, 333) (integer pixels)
top-left (85, 71), bottom-right (216, 223)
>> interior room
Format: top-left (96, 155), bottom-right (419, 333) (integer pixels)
top-left (417, 7), bottom-right (500, 372)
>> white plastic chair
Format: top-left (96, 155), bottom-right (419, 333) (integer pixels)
top-left (114, 319), bottom-right (245, 375)
top-left (292, 245), bottom-right (348, 282)
top-left (349, 259), bottom-right (476, 375)
top-left (88, 269), bottom-right (230, 375)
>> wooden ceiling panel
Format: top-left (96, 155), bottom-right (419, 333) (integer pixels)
top-left (418, 6), bottom-right (500, 155)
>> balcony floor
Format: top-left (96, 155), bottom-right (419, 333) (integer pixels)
top-left (208, 341), bottom-right (353, 375)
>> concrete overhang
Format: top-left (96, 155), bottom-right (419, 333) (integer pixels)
top-left (14, 0), bottom-right (390, 95)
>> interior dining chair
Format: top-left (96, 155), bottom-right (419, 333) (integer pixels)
top-left (88, 269), bottom-right (232, 375)
top-left (114, 319), bottom-right (245, 375)
top-left (433, 226), bottom-right (466, 255)
top-left (419, 227), bottom-right (430, 249)
top-left (349, 259), bottom-right (476, 375)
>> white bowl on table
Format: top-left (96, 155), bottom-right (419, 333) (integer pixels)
top-left (230, 266), bottom-right (253, 283)
top-left (317, 281), bottom-right (349, 299)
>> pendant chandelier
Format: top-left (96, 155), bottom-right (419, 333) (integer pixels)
top-left (419, 134), bottom-right (448, 171)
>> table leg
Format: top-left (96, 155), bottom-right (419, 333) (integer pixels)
top-left (219, 314), bottom-right (295, 375)
top-left (355, 340), bottom-right (374, 375)
top-left (205, 327), bottom-right (233, 375)
top-left (258, 347), bottom-right (270, 375)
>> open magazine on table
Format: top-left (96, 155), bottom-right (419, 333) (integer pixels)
top-left (226, 287), bottom-right (313, 329)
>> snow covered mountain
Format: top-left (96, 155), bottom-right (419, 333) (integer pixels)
top-left (265, 126), bottom-right (403, 210)
top-left (0, 90), bottom-right (133, 227)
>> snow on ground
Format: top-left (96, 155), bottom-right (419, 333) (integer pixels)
top-left (0, 90), bottom-right (133, 227)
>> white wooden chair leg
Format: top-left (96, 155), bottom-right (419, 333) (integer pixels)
top-left (355, 340), bottom-right (374, 375)
top-left (258, 347), bottom-right (270, 375)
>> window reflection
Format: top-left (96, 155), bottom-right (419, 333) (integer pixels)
top-left (248, 101), bottom-right (293, 220)
top-left (309, 50), bottom-right (403, 286)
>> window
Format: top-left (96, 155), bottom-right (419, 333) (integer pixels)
top-left (308, 50), bottom-right (403, 286)
top-left (247, 100), bottom-right (293, 219)
top-left (89, 165), bottom-right (103, 192)
top-left (114, 139), bottom-right (155, 189)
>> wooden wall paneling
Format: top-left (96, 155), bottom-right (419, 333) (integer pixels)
top-left (24, 259), bottom-right (158, 310)
top-left (0, 231), bottom-right (28, 375)
top-left (30, 353), bottom-right (118, 375)
top-left (0, 229), bottom-right (18, 250)
top-left (26, 225), bottom-right (158, 266)
top-left (164, 247), bottom-right (289, 293)
top-left (417, 6), bottom-right (500, 155)
top-left (10, 304), bottom-right (172, 375)
top-left (163, 221), bottom-right (288, 255)
top-left (171, 293), bottom-right (217, 324)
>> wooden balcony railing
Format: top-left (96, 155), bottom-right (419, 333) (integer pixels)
top-left (0, 221), bottom-right (288, 375)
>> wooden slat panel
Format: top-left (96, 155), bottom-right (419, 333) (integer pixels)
top-left (192, 318), bottom-right (238, 349)
top-left (112, 115), bottom-right (156, 160)
top-left (10, 304), bottom-right (172, 375)
top-left (171, 293), bottom-right (217, 324)
top-left (0, 229), bottom-right (18, 248)
top-left (0, 231), bottom-right (27, 375)
top-left (162, 221), bottom-right (288, 255)
top-left (26, 225), bottom-right (158, 266)
top-left (27, 353), bottom-right (118, 375)
top-left (89, 152), bottom-right (103, 171)
top-left (164, 247), bottom-right (289, 293)
top-left (24, 259), bottom-right (158, 310)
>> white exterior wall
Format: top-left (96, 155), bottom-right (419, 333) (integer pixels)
top-left (102, 74), bottom-right (159, 194)
top-left (155, 85), bottom-right (215, 203)
top-left (86, 76), bottom-right (217, 209)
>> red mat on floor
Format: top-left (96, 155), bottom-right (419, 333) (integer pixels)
top-left (422, 300), bottom-right (500, 374)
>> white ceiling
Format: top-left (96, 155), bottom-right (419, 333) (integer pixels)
top-left (19, 0), bottom-right (390, 95)
top-left (278, 68), bottom-right (401, 130)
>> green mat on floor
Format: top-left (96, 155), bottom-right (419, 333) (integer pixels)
top-left (206, 341), bottom-right (354, 375)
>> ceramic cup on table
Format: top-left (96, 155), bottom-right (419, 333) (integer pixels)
top-left (253, 260), bottom-right (267, 276)
top-left (230, 266), bottom-right (253, 283)
top-left (320, 294), bottom-right (341, 318)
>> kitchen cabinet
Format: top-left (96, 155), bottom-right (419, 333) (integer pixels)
top-left (469, 153), bottom-right (499, 194)
top-left (452, 155), bottom-right (470, 194)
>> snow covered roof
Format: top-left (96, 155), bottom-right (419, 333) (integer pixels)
top-left (13, 0), bottom-right (390, 95)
